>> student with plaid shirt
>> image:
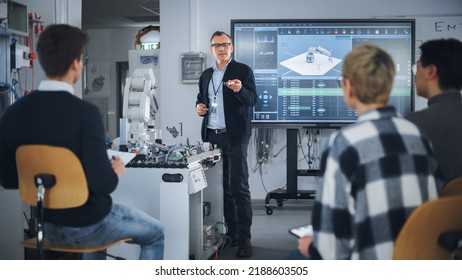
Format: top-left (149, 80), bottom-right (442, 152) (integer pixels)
top-left (293, 45), bottom-right (443, 259)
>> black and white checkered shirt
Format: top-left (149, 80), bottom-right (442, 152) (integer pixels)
top-left (310, 106), bottom-right (443, 259)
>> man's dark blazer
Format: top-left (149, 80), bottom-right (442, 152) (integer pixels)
top-left (196, 60), bottom-right (257, 145)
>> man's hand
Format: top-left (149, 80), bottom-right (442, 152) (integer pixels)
top-left (225, 79), bottom-right (242, 93)
top-left (297, 235), bottom-right (313, 257)
top-left (196, 103), bottom-right (208, 116)
top-left (111, 156), bottom-right (125, 178)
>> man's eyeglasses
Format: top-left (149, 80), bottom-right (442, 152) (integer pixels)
top-left (412, 60), bottom-right (423, 76)
top-left (411, 64), bottom-right (417, 75)
top-left (211, 42), bottom-right (232, 49)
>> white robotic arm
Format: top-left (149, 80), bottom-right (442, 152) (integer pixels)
top-left (122, 68), bottom-right (158, 143)
top-left (306, 46), bottom-right (332, 63)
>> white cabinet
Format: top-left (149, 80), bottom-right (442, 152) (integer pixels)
top-left (108, 151), bottom-right (223, 260)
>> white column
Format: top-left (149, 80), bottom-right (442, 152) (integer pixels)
top-left (54, 0), bottom-right (83, 98)
top-left (190, 0), bottom-right (200, 51)
top-left (54, 0), bottom-right (68, 24)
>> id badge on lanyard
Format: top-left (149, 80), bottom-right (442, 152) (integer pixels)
top-left (210, 75), bottom-right (221, 118)
top-left (210, 98), bottom-right (218, 117)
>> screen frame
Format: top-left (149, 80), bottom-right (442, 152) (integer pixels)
top-left (231, 18), bottom-right (416, 128)
top-left (7, 0), bottom-right (28, 37)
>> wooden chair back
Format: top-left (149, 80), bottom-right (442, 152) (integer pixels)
top-left (393, 196), bottom-right (462, 259)
top-left (15, 145), bottom-right (132, 258)
top-left (441, 177), bottom-right (462, 197)
top-left (16, 145), bottom-right (89, 209)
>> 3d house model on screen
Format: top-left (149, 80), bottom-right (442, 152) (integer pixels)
top-left (231, 19), bottom-right (415, 127)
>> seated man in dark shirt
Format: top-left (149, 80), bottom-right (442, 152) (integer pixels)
top-left (0, 24), bottom-right (164, 260)
top-left (406, 38), bottom-right (462, 184)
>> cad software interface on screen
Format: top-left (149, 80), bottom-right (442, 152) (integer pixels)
top-left (232, 20), bottom-right (414, 126)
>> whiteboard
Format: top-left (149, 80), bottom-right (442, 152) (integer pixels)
top-left (413, 16), bottom-right (462, 110)
top-left (415, 16), bottom-right (462, 49)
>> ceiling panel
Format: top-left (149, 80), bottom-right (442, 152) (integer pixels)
top-left (82, 0), bottom-right (160, 29)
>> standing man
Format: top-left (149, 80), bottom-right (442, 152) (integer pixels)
top-left (0, 24), bottom-right (164, 260)
top-left (406, 38), bottom-right (462, 184)
top-left (291, 45), bottom-right (442, 259)
top-left (196, 31), bottom-right (257, 258)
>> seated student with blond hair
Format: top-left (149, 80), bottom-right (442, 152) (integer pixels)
top-left (290, 44), bottom-right (443, 260)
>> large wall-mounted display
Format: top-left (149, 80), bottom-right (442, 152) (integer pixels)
top-left (231, 19), bottom-right (415, 127)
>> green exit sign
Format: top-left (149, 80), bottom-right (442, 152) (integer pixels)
top-left (141, 43), bottom-right (159, 50)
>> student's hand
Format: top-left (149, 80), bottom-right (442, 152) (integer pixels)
top-left (111, 156), bottom-right (125, 178)
top-left (225, 79), bottom-right (242, 93)
top-left (297, 235), bottom-right (313, 257)
top-left (196, 103), bottom-right (208, 116)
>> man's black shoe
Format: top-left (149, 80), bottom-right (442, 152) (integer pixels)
top-left (236, 239), bottom-right (253, 258)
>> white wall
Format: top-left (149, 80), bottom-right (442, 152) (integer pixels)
top-left (160, 0), bottom-right (462, 199)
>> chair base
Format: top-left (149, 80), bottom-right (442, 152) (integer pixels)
top-left (24, 247), bottom-right (81, 260)
top-left (21, 237), bottom-right (132, 253)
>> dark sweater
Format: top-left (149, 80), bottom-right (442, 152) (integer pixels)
top-left (0, 90), bottom-right (118, 227)
top-left (406, 92), bottom-right (462, 183)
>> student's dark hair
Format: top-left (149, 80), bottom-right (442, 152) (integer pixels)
top-left (419, 38), bottom-right (462, 91)
top-left (210, 31), bottom-right (232, 43)
top-left (36, 24), bottom-right (89, 77)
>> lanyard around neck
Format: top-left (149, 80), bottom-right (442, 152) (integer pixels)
top-left (211, 75), bottom-right (222, 100)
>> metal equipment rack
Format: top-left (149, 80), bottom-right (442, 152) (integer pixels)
top-left (264, 129), bottom-right (320, 215)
